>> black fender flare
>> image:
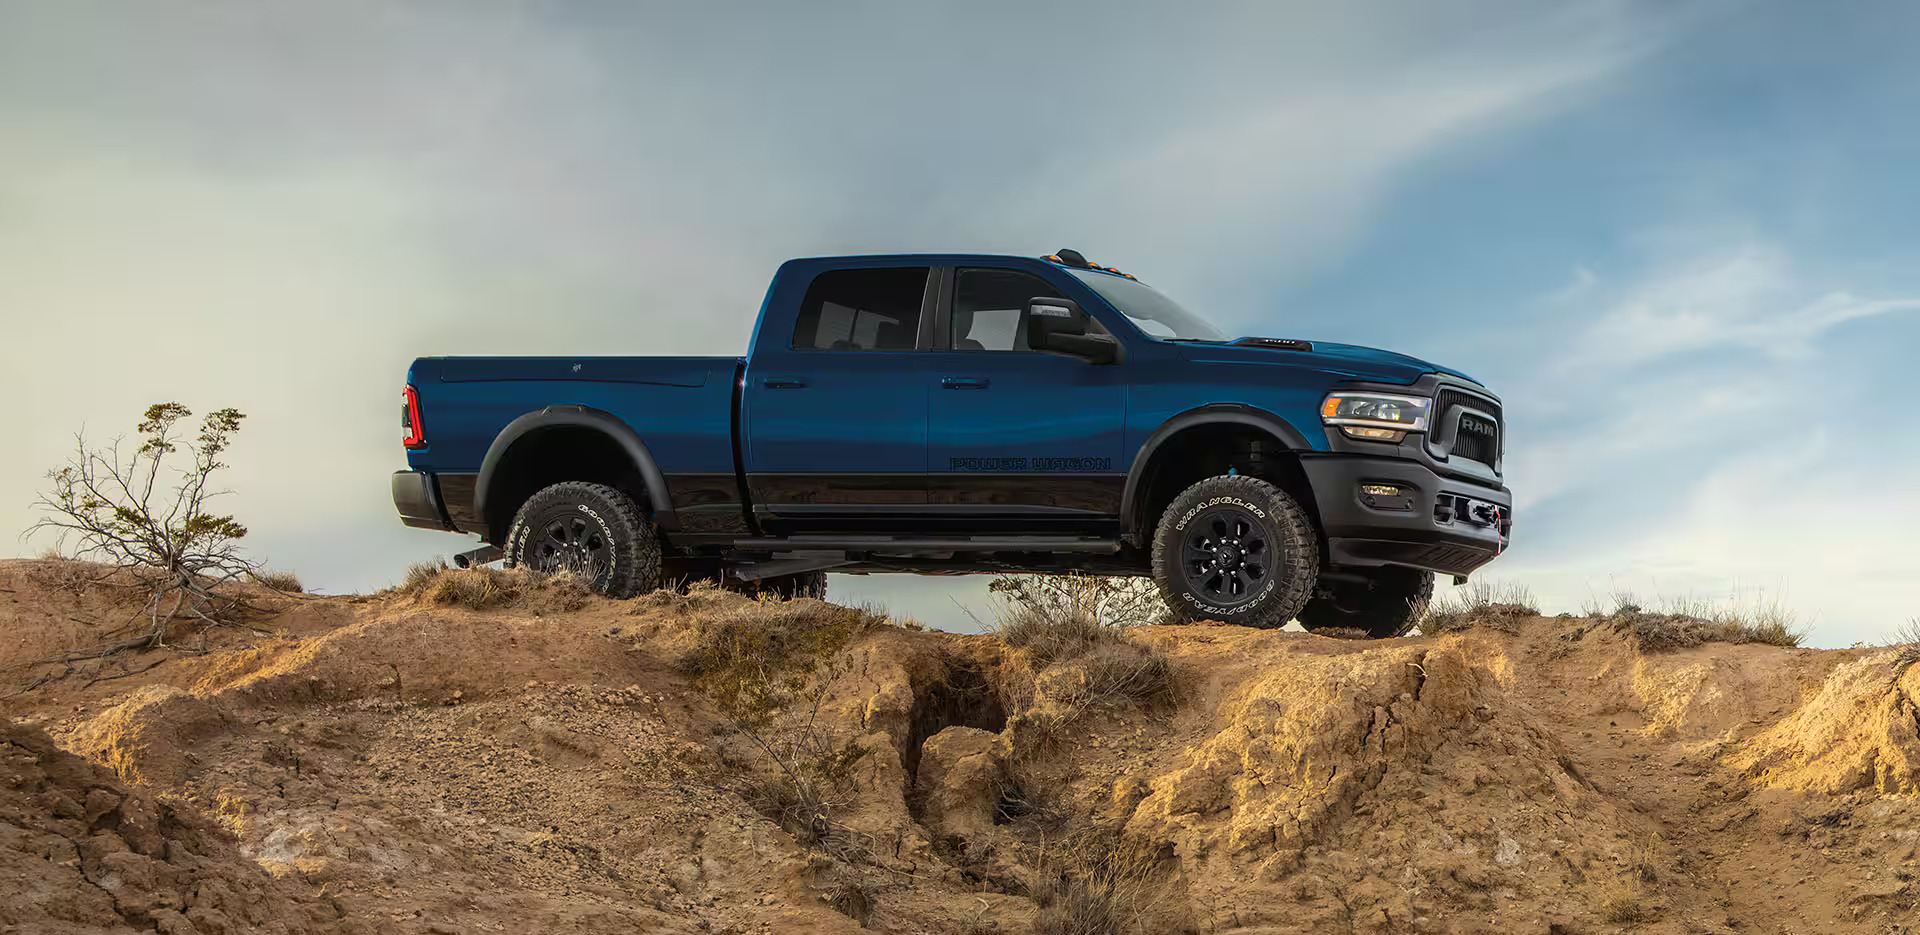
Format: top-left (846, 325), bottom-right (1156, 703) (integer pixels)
top-left (1118, 404), bottom-right (1313, 545)
top-left (473, 405), bottom-right (676, 534)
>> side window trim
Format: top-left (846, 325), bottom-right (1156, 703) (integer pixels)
top-left (930, 267), bottom-right (954, 352)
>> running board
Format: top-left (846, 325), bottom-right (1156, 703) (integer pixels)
top-left (729, 536), bottom-right (1122, 555)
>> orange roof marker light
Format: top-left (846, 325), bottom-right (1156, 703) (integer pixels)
top-left (1043, 248), bottom-right (1142, 282)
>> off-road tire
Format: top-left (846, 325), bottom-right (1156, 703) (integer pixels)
top-left (1150, 475), bottom-right (1319, 629)
top-left (1298, 566), bottom-right (1433, 639)
top-left (504, 481), bottom-right (660, 599)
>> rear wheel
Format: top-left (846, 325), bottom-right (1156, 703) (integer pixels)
top-left (1298, 566), bottom-right (1433, 639)
top-left (504, 481), bottom-right (660, 598)
top-left (1150, 475), bottom-right (1319, 629)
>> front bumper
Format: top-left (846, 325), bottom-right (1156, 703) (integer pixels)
top-left (1299, 454), bottom-right (1512, 577)
top-left (392, 470), bottom-right (454, 531)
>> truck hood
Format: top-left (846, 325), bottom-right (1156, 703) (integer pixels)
top-left (1181, 338), bottom-right (1479, 386)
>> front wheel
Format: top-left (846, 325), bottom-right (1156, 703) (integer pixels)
top-left (1150, 475), bottom-right (1319, 629)
top-left (1298, 566), bottom-right (1433, 639)
top-left (504, 481), bottom-right (660, 598)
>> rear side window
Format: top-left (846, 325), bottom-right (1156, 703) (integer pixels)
top-left (792, 267), bottom-right (929, 351)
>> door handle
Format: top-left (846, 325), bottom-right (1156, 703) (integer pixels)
top-left (761, 377), bottom-right (807, 389)
top-left (941, 377), bottom-right (990, 390)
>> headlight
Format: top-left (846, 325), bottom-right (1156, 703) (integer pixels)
top-left (1320, 392), bottom-right (1430, 442)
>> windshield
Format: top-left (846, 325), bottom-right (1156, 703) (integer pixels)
top-left (1067, 270), bottom-right (1228, 342)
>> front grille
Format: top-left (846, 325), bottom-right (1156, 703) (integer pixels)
top-left (1434, 387), bottom-right (1501, 467)
top-left (1453, 420), bottom-right (1498, 463)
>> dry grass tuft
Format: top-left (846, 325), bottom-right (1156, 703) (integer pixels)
top-left (821, 866), bottom-right (879, 925)
top-left (1598, 884), bottom-right (1654, 924)
top-left (1422, 580), bottom-right (1538, 634)
top-left (679, 599), bottom-right (887, 682)
top-left (997, 603), bottom-right (1175, 712)
top-left (1029, 823), bottom-right (1172, 935)
top-left (393, 562), bottom-right (593, 611)
top-left (1596, 591), bottom-right (1805, 650)
top-left (1891, 619), bottom-right (1920, 678)
top-left (1000, 601), bottom-right (1109, 667)
top-left (252, 569), bottom-right (304, 593)
top-left (1310, 626), bottom-right (1376, 641)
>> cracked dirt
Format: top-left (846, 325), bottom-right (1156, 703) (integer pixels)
top-left (3, 558), bottom-right (1918, 934)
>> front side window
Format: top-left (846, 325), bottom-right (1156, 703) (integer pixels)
top-left (792, 267), bottom-right (929, 351)
top-left (951, 268), bottom-right (1105, 351)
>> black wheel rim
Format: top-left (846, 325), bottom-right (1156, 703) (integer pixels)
top-left (530, 513), bottom-right (610, 582)
top-left (1181, 507), bottom-right (1272, 606)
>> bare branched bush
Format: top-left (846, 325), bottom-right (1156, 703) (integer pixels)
top-left (28, 403), bottom-right (261, 655)
top-left (1422, 580), bottom-right (1538, 634)
top-left (990, 574), bottom-right (1169, 628)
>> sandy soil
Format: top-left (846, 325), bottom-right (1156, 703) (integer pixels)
top-left (2, 558), bottom-right (1916, 934)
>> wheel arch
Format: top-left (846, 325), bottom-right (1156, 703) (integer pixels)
top-left (1120, 404), bottom-right (1319, 547)
top-left (474, 406), bottom-right (676, 543)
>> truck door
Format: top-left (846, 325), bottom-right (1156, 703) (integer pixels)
top-left (923, 267), bottom-right (1129, 532)
top-left (740, 265), bottom-right (933, 531)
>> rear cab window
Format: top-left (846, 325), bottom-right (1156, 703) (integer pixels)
top-left (791, 267), bottom-right (930, 351)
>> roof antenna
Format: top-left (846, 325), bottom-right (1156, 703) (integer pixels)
top-left (1054, 248), bottom-right (1091, 269)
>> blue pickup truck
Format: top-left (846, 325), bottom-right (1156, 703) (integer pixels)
top-left (393, 249), bottom-right (1511, 637)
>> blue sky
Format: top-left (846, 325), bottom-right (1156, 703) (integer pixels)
top-left (3, 1), bottom-right (1915, 644)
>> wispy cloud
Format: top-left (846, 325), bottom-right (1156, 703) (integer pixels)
top-left (1574, 245), bottom-right (1920, 366)
top-left (1491, 237), bottom-right (1920, 643)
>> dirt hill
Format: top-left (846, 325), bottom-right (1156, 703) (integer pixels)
top-left (2, 558), bottom-right (1916, 934)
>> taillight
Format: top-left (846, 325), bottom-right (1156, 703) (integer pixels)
top-left (402, 384), bottom-right (427, 449)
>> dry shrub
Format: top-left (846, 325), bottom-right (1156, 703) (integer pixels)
top-left (1310, 626), bottom-right (1376, 641)
top-left (1614, 606), bottom-right (1804, 651)
top-left (821, 866), bottom-right (879, 925)
top-left (989, 574), bottom-right (1169, 628)
top-left (252, 569), bottom-right (304, 593)
top-left (997, 600), bottom-right (1176, 717)
top-left (1597, 883), bottom-right (1654, 924)
top-left (1060, 642), bottom-right (1175, 708)
top-left (680, 599), bottom-right (886, 683)
top-left (400, 559), bottom-right (448, 594)
top-left (684, 598), bottom-right (885, 865)
top-left (1000, 601), bottom-right (1109, 667)
top-left (1030, 823), bottom-right (1174, 935)
top-left (1596, 591), bottom-right (1805, 650)
top-left (414, 566), bottom-right (532, 609)
top-left (1422, 580), bottom-right (1538, 634)
top-left (1892, 620), bottom-right (1920, 678)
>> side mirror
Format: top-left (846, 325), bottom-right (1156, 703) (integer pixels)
top-left (1025, 297), bottom-right (1120, 364)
